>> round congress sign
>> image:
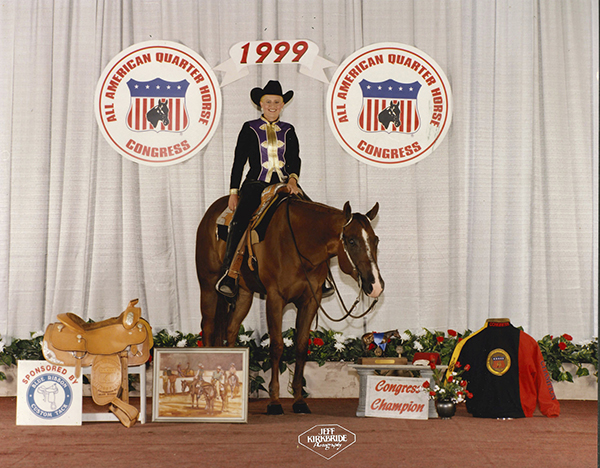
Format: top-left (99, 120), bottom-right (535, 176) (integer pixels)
top-left (326, 43), bottom-right (452, 167)
top-left (95, 40), bottom-right (221, 166)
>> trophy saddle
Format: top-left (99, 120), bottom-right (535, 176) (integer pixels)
top-left (42, 299), bottom-right (153, 427)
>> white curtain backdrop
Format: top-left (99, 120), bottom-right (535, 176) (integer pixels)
top-left (1, 0), bottom-right (597, 343)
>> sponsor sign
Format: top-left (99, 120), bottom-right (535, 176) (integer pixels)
top-left (298, 424), bottom-right (356, 460)
top-left (364, 375), bottom-right (429, 419)
top-left (16, 360), bottom-right (82, 426)
top-left (95, 40), bottom-right (221, 166)
top-left (327, 42), bottom-right (452, 167)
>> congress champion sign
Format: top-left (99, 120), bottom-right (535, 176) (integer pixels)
top-left (95, 40), bottom-right (221, 166)
top-left (326, 43), bottom-right (452, 167)
top-left (364, 375), bottom-right (429, 420)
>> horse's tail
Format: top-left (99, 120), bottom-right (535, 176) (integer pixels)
top-left (212, 294), bottom-right (233, 346)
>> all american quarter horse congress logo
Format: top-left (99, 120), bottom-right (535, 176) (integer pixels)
top-left (327, 43), bottom-right (452, 167)
top-left (95, 41), bottom-right (221, 166)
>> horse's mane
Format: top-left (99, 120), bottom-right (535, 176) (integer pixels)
top-left (289, 198), bottom-right (342, 215)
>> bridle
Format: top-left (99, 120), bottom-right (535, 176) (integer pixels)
top-left (285, 200), bottom-right (378, 322)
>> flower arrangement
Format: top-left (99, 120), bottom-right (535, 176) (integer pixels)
top-left (422, 360), bottom-right (473, 404)
top-left (1, 327), bottom-right (597, 388)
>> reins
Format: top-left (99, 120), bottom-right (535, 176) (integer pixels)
top-left (285, 199), bottom-right (378, 322)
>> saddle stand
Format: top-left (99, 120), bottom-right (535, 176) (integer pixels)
top-left (42, 299), bottom-right (153, 427)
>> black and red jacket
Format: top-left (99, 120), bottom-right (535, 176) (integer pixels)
top-left (448, 319), bottom-right (560, 418)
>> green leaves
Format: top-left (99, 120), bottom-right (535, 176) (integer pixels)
top-left (1, 327), bottom-right (597, 387)
top-left (153, 329), bottom-right (202, 348)
top-left (537, 334), bottom-right (597, 382)
top-left (0, 333), bottom-right (45, 381)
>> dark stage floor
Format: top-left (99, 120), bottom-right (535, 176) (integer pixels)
top-left (0, 397), bottom-right (596, 467)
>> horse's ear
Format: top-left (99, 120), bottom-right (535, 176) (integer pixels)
top-left (343, 202), bottom-right (352, 222)
top-left (366, 202), bottom-right (379, 221)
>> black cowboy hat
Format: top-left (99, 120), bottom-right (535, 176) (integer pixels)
top-left (250, 80), bottom-right (294, 107)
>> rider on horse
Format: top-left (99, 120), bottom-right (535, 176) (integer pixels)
top-left (216, 81), bottom-right (334, 299)
top-left (215, 80), bottom-right (302, 298)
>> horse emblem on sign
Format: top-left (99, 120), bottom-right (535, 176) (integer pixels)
top-left (358, 79), bottom-right (421, 134)
top-left (126, 78), bottom-right (190, 132)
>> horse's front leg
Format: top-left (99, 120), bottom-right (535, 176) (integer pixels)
top-left (225, 288), bottom-right (254, 347)
top-left (265, 295), bottom-right (285, 415)
top-left (291, 297), bottom-right (319, 414)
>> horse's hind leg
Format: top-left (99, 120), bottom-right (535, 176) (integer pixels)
top-left (265, 295), bottom-right (285, 415)
top-left (291, 300), bottom-right (318, 414)
top-left (200, 283), bottom-right (219, 346)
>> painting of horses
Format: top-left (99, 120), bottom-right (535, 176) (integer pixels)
top-left (152, 348), bottom-right (249, 423)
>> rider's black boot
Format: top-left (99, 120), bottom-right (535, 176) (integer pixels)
top-left (215, 220), bottom-right (245, 298)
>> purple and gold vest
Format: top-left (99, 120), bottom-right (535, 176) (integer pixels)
top-left (248, 118), bottom-right (292, 183)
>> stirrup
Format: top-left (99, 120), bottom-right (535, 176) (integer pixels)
top-left (216, 272), bottom-right (237, 298)
top-left (109, 399), bottom-right (139, 428)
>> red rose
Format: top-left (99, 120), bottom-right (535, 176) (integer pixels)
top-left (558, 342), bottom-right (567, 351)
top-left (467, 391), bottom-right (473, 399)
top-left (448, 329), bottom-right (458, 337)
top-left (562, 334), bottom-right (573, 341)
top-left (429, 391), bottom-right (437, 397)
top-left (368, 343), bottom-right (376, 350)
top-left (308, 338), bottom-right (313, 346)
top-left (197, 340), bottom-right (203, 347)
top-left (429, 361), bottom-right (436, 370)
top-left (314, 338), bottom-right (325, 346)
top-left (436, 336), bottom-right (444, 343)
top-left (422, 381), bottom-right (430, 389)
top-left (455, 361), bottom-right (462, 368)
top-left (460, 380), bottom-right (467, 387)
top-left (464, 364), bottom-right (471, 371)
top-left (447, 375), bottom-right (454, 383)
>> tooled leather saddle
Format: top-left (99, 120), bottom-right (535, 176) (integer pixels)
top-left (217, 184), bottom-right (291, 283)
top-left (42, 299), bottom-right (153, 427)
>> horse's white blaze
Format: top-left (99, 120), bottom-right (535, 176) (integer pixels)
top-left (361, 229), bottom-right (383, 298)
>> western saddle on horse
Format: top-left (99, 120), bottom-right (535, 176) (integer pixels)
top-left (42, 299), bottom-right (153, 427)
top-left (215, 184), bottom-right (334, 298)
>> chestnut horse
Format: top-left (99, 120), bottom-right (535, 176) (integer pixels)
top-left (195, 195), bottom-right (384, 414)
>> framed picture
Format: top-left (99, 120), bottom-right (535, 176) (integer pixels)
top-left (152, 347), bottom-right (249, 423)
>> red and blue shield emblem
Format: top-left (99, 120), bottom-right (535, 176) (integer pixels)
top-left (358, 79), bottom-right (421, 133)
top-left (126, 78), bottom-right (190, 132)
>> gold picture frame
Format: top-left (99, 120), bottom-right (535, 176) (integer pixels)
top-left (152, 347), bottom-right (249, 423)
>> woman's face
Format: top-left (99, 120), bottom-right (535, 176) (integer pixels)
top-left (260, 94), bottom-right (285, 122)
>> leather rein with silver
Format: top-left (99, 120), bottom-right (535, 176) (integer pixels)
top-left (285, 199), bottom-right (378, 322)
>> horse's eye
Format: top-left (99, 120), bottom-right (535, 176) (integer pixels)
top-left (347, 238), bottom-right (356, 246)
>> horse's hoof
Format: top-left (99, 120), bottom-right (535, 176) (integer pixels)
top-left (292, 402), bottom-right (312, 414)
top-left (267, 403), bottom-right (284, 415)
